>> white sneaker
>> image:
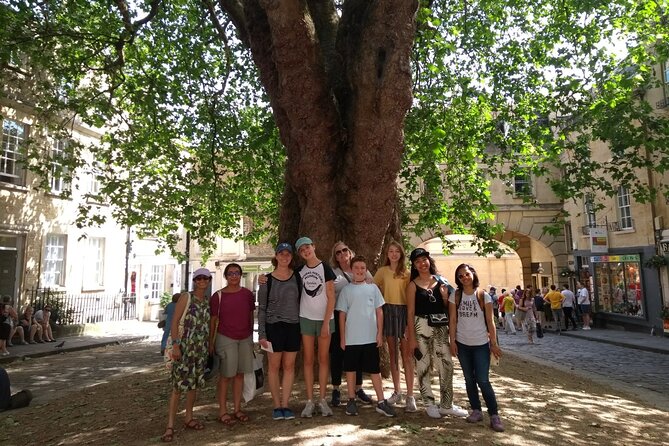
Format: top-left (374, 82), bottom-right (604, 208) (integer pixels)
top-left (405, 395), bottom-right (417, 413)
top-left (426, 404), bottom-right (442, 419)
top-left (318, 398), bottom-right (333, 417)
top-left (301, 400), bottom-right (315, 418)
top-left (439, 404), bottom-right (468, 417)
top-left (387, 391), bottom-right (402, 405)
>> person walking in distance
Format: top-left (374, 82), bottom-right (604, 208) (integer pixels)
top-left (576, 282), bottom-right (592, 330)
top-left (561, 284), bottom-right (577, 330)
top-left (544, 285), bottom-right (564, 335)
top-left (501, 292), bottom-right (516, 335)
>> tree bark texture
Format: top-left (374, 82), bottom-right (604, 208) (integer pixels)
top-left (228, 0), bottom-right (418, 265)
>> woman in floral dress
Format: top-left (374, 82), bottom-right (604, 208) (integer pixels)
top-left (161, 268), bottom-right (211, 443)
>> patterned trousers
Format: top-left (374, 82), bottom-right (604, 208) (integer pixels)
top-left (414, 316), bottom-right (453, 408)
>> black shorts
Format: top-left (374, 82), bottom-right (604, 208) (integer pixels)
top-left (343, 343), bottom-right (380, 374)
top-left (266, 321), bottom-right (301, 353)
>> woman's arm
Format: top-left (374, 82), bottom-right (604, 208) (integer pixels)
top-left (170, 292), bottom-right (189, 359)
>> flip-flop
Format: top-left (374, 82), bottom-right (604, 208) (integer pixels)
top-left (217, 413), bottom-right (236, 425)
top-left (234, 411), bottom-right (250, 422)
top-left (160, 427), bottom-right (174, 442)
top-left (184, 419), bottom-right (205, 430)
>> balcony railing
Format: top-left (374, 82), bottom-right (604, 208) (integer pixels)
top-left (581, 224), bottom-right (607, 236)
top-left (607, 219), bottom-right (634, 232)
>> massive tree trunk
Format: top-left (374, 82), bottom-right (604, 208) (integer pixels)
top-left (231, 0), bottom-right (417, 264)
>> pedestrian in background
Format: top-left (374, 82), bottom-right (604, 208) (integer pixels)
top-left (257, 243), bottom-right (301, 421)
top-left (160, 294), bottom-right (181, 356)
top-left (162, 268), bottom-right (211, 443)
top-left (448, 263), bottom-right (505, 432)
top-left (406, 248), bottom-right (467, 419)
top-left (374, 240), bottom-right (416, 412)
top-left (544, 285), bottom-right (564, 335)
top-left (517, 291), bottom-right (537, 344)
top-left (576, 282), bottom-right (592, 330)
top-left (210, 263), bottom-right (255, 424)
top-left (502, 292), bottom-right (516, 335)
top-left (561, 284), bottom-right (577, 330)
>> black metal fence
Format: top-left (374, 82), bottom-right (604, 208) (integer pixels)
top-left (23, 288), bottom-right (137, 325)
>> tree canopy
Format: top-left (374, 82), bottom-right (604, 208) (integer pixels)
top-left (1, 0), bottom-right (667, 262)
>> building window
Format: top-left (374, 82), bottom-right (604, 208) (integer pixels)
top-left (617, 186), bottom-right (633, 229)
top-left (584, 193), bottom-right (596, 227)
top-left (50, 139), bottom-right (70, 194)
top-left (149, 265), bottom-right (165, 299)
top-left (83, 237), bottom-right (105, 288)
top-left (43, 234), bottom-right (67, 287)
top-left (513, 174), bottom-right (532, 196)
top-left (1, 118), bottom-right (27, 186)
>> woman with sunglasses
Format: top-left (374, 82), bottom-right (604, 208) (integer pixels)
top-left (328, 241), bottom-right (374, 408)
top-left (406, 248), bottom-right (467, 419)
top-left (373, 240), bottom-right (416, 412)
top-left (162, 268), bottom-right (211, 442)
top-left (448, 263), bottom-right (504, 432)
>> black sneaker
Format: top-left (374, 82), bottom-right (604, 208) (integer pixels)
top-left (331, 388), bottom-right (341, 407)
top-left (356, 388), bottom-right (373, 404)
top-left (345, 399), bottom-right (358, 416)
top-left (376, 400), bottom-right (396, 417)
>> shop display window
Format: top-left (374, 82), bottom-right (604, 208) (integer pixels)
top-left (592, 256), bottom-right (643, 318)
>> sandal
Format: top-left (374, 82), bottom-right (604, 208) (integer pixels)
top-left (217, 413), bottom-right (236, 425)
top-left (160, 427), bottom-right (174, 443)
top-left (234, 411), bottom-right (250, 422)
top-left (184, 419), bottom-right (205, 430)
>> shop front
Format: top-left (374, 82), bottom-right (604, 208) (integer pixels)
top-left (590, 254), bottom-right (644, 318)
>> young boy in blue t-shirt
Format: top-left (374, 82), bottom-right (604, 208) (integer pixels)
top-left (336, 255), bottom-right (395, 417)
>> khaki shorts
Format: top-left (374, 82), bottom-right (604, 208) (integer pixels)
top-left (215, 333), bottom-right (254, 378)
top-left (299, 317), bottom-right (334, 337)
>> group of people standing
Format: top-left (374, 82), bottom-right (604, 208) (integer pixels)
top-left (160, 237), bottom-right (505, 442)
top-left (494, 281), bottom-right (592, 342)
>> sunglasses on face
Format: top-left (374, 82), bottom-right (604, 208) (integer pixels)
top-left (335, 247), bottom-right (350, 256)
top-left (194, 276), bottom-right (210, 281)
top-left (226, 271), bottom-right (241, 277)
top-left (457, 271), bottom-right (472, 279)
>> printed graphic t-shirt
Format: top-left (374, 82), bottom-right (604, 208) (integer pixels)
top-left (299, 261), bottom-right (336, 321)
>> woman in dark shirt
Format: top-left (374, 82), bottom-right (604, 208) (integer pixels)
top-left (406, 248), bottom-right (467, 420)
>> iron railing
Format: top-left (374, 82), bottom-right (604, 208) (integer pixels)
top-left (23, 288), bottom-right (137, 325)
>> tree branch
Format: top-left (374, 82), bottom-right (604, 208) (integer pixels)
top-left (217, 0), bottom-right (250, 46)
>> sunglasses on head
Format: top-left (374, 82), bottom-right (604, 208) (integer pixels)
top-left (335, 247), bottom-right (350, 256)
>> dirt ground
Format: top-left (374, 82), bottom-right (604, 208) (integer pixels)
top-left (0, 342), bottom-right (667, 446)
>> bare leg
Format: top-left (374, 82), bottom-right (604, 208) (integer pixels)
top-left (346, 371), bottom-right (356, 399)
top-left (281, 352), bottom-right (297, 407)
top-left (218, 377), bottom-right (230, 417)
top-left (184, 389), bottom-right (197, 422)
top-left (399, 336), bottom-right (414, 396)
top-left (232, 373), bottom-right (244, 414)
top-left (267, 352), bottom-right (283, 408)
top-left (370, 373), bottom-right (385, 401)
top-left (302, 335), bottom-right (315, 401)
top-left (317, 333), bottom-right (331, 400)
top-left (164, 389), bottom-right (180, 437)
top-left (387, 336), bottom-right (401, 394)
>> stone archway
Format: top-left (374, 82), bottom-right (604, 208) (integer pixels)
top-left (408, 207), bottom-right (568, 289)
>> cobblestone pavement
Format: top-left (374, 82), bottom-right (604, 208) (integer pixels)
top-left (497, 327), bottom-right (669, 410)
top-left (4, 339), bottom-right (161, 405)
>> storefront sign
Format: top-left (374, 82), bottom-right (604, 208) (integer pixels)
top-left (589, 227), bottom-right (608, 253)
top-left (590, 254), bottom-right (640, 263)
